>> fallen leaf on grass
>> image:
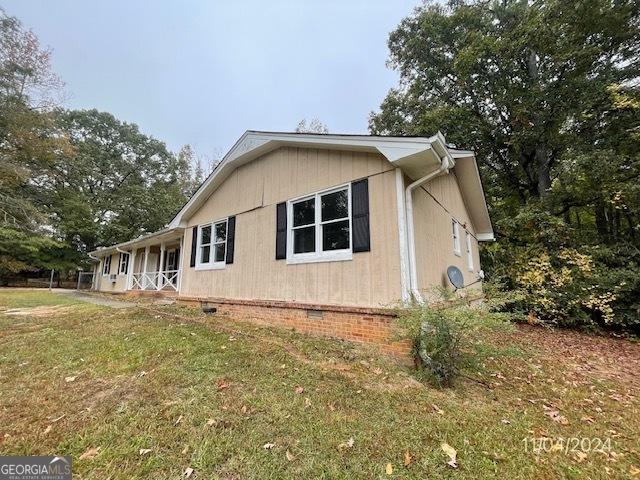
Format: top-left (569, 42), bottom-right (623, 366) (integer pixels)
top-left (286, 450), bottom-right (295, 461)
top-left (217, 380), bottom-right (229, 391)
top-left (294, 386), bottom-right (304, 394)
top-left (629, 465), bottom-right (640, 476)
top-left (304, 397), bottom-right (312, 408)
top-left (574, 451), bottom-right (587, 463)
top-left (64, 376), bottom-right (77, 383)
top-left (441, 443), bottom-right (458, 468)
top-left (263, 443), bottom-right (275, 450)
top-left (501, 419), bottom-right (511, 425)
top-left (206, 418), bottom-right (215, 427)
top-left (338, 437), bottom-right (354, 452)
top-left (544, 410), bottom-right (569, 425)
top-left (43, 425), bottom-right (52, 435)
top-left (404, 451), bottom-right (413, 466)
top-left (183, 467), bottom-right (194, 478)
top-left (432, 404), bottom-right (444, 415)
top-left (139, 448), bottom-right (152, 455)
top-left (385, 463), bottom-right (393, 475)
top-left (327, 403), bottom-right (336, 411)
top-left (373, 368), bottom-right (383, 375)
top-left (174, 415), bottom-right (183, 426)
top-left (79, 447), bottom-right (100, 461)
top-left (181, 445), bottom-right (189, 455)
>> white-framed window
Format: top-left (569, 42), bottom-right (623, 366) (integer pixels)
top-left (466, 232), bottom-right (474, 271)
top-left (452, 220), bottom-right (461, 256)
top-left (102, 255), bottom-right (112, 276)
top-left (287, 184), bottom-right (352, 264)
top-left (196, 218), bottom-right (228, 270)
top-left (119, 253), bottom-right (129, 275)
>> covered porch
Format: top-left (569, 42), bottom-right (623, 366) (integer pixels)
top-left (124, 228), bottom-right (184, 293)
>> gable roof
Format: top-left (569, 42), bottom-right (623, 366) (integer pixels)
top-left (169, 130), bottom-right (493, 240)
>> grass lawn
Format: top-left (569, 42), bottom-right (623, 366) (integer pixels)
top-left (0, 290), bottom-right (638, 479)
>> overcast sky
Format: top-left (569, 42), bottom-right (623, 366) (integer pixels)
top-left (4, 0), bottom-right (421, 158)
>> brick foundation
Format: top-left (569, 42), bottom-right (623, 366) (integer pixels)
top-left (176, 296), bottom-right (411, 356)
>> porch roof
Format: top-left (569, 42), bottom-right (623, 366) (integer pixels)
top-left (89, 227), bottom-right (184, 258)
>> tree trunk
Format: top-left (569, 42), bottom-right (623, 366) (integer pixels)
top-left (536, 144), bottom-right (551, 197)
top-left (595, 199), bottom-right (609, 241)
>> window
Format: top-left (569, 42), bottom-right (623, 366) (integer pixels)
top-left (466, 232), bottom-right (474, 271)
top-left (196, 218), bottom-right (227, 269)
top-left (288, 185), bottom-right (352, 263)
top-left (452, 220), bottom-right (461, 256)
top-left (119, 253), bottom-right (129, 275)
top-left (102, 255), bottom-right (111, 275)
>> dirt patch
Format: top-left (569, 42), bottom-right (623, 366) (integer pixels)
top-left (3, 305), bottom-right (75, 317)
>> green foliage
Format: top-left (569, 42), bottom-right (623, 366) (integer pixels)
top-left (373, 0), bottom-right (640, 331)
top-left (48, 109), bottom-right (193, 251)
top-left (485, 205), bottom-right (640, 331)
top-left (0, 226), bottom-right (78, 277)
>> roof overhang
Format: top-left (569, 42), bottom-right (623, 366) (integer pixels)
top-left (450, 149), bottom-right (494, 241)
top-left (168, 130), bottom-right (493, 241)
top-left (89, 226), bottom-right (184, 257)
top-left (91, 131), bottom-right (493, 256)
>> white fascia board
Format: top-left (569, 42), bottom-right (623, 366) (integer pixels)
top-left (476, 233), bottom-right (496, 242)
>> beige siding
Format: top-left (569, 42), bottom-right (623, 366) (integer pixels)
top-left (95, 252), bottom-right (127, 292)
top-left (411, 172), bottom-right (482, 299)
top-left (180, 147), bottom-right (402, 308)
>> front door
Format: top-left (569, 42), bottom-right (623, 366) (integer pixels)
top-left (144, 252), bottom-right (159, 289)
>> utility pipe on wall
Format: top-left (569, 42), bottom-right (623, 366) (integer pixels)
top-left (404, 152), bottom-right (455, 302)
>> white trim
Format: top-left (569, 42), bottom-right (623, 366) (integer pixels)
top-left (466, 231), bottom-right (474, 271)
top-left (395, 168), bottom-right (410, 303)
top-left (476, 232), bottom-right (495, 241)
top-left (286, 183), bottom-right (353, 265)
top-left (102, 255), bottom-right (112, 276)
top-left (452, 220), bottom-right (461, 257)
top-left (117, 251), bottom-right (130, 276)
top-left (195, 217), bottom-right (228, 270)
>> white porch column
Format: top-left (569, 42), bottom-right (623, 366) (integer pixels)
top-left (127, 249), bottom-right (136, 290)
top-left (158, 242), bottom-right (166, 291)
top-left (177, 236), bottom-right (184, 293)
top-left (143, 245), bottom-right (150, 289)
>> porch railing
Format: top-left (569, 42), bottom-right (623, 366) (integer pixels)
top-left (131, 269), bottom-right (180, 292)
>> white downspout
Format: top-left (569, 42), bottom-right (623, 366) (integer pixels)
top-left (404, 154), bottom-right (454, 303)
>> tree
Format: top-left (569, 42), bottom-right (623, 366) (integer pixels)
top-left (48, 109), bottom-right (192, 251)
top-left (370, 0), bottom-right (639, 202)
top-left (0, 9), bottom-right (69, 226)
top-left (370, 0), bottom-right (640, 330)
top-left (296, 118), bottom-right (329, 134)
top-left (0, 226), bottom-right (76, 279)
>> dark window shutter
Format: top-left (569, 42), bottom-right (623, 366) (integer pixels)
top-left (275, 202), bottom-right (287, 260)
top-left (125, 253), bottom-right (129, 274)
top-left (226, 216), bottom-right (236, 264)
top-left (351, 178), bottom-right (370, 253)
top-left (190, 226), bottom-right (198, 267)
top-left (117, 253), bottom-right (121, 273)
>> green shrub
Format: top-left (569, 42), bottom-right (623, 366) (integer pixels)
top-left (397, 294), bottom-right (512, 388)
